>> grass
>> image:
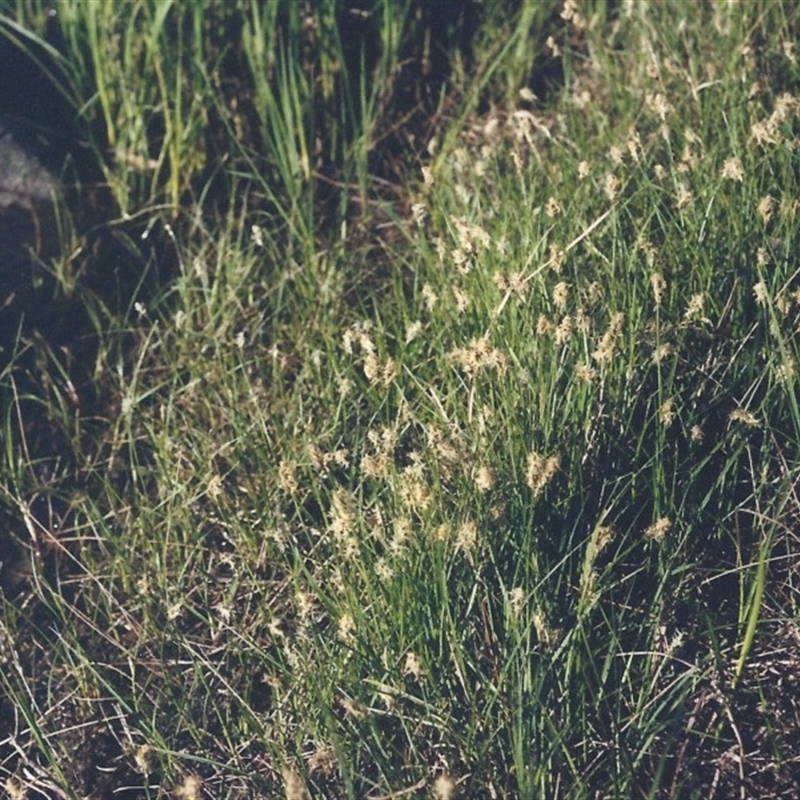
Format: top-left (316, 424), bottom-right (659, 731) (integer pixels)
top-left (2, 0), bottom-right (800, 797)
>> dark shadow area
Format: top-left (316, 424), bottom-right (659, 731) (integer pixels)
top-left (0, 13), bottom-right (178, 608)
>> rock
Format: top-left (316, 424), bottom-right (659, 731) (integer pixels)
top-left (0, 116), bottom-right (60, 271)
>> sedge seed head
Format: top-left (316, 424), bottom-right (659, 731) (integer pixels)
top-left (433, 774), bottom-right (457, 800)
top-left (758, 195), bottom-right (776, 225)
top-left (650, 272), bottom-right (667, 306)
top-left (721, 156), bottom-right (744, 181)
top-left (175, 775), bottom-right (202, 800)
top-left (644, 517), bottom-right (671, 542)
top-left (526, 450), bottom-right (560, 496)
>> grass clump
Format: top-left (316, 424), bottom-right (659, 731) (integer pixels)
top-left (3, 1), bottom-right (800, 798)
